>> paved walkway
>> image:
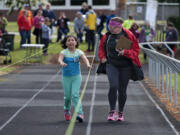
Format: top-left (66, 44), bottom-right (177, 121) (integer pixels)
top-left (0, 64), bottom-right (179, 135)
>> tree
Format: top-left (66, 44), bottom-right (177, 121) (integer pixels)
top-left (157, 0), bottom-right (179, 2)
top-left (138, 0), bottom-right (179, 2)
top-left (0, 0), bottom-right (47, 14)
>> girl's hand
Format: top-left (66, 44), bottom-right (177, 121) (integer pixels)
top-left (60, 62), bottom-right (67, 67)
top-left (87, 64), bottom-right (92, 70)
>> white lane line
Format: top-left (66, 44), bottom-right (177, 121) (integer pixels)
top-left (0, 89), bottom-right (107, 93)
top-left (86, 71), bottom-right (97, 135)
top-left (0, 69), bottom-right (61, 131)
top-left (139, 82), bottom-right (180, 135)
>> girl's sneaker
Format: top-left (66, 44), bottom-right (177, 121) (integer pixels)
top-left (64, 110), bottom-right (71, 121)
top-left (107, 110), bottom-right (116, 121)
top-left (76, 114), bottom-right (84, 123)
top-left (117, 112), bottom-right (124, 121)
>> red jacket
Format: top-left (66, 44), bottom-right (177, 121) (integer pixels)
top-left (19, 9), bottom-right (33, 27)
top-left (17, 15), bottom-right (31, 31)
top-left (98, 28), bottom-right (141, 67)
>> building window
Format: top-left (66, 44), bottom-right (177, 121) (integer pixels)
top-left (93, 0), bottom-right (109, 5)
top-left (71, 0), bottom-right (87, 5)
top-left (49, 0), bottom-right (65, 5)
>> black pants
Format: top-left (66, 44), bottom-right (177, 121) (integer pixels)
top-left (87, 30), bottom-right (95, 51)
top-left (143, 44), bottom-right (151, 61)
top-left (34, 28), bottom-right (42, 44)
top-left (42, 38), bottom-right (49, 54)
top-left (106, 63), bottom-right (131, 112)
top-left (56, 28), bottom-right (69, 42)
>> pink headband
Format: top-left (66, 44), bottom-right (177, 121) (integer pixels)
top-left (109, 20), bottom-right (122, 27)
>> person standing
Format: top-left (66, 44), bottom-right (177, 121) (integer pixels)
top-left (165, 22), bottom-right (178, 54)
top-left (41, 17), bottom-right (51, 55)
top-left (74, 12), bottom-right (84, 43)
top-left (58, 35), bottom-right (91, 122)
top-left (33, 10), bottom-right (44, 44)
top-left (96, 11), bottom-right (107, 39)
top-left (129, 22), bottom-right (140, 40)
top-left (123, 15), bottom-right (135, 30)
top-left (17, 10), bottom-right (31, 48)
top-left (79, 2), bottom-right (88, 17)
top-left (79, 2), bottom-right (89, 43)
top-left (105, 10), bottom-right (117, 32)
top-left (56, 12), bottom-right (69, 42)
top-left (0, 13), bottom-right (8, 33)
top-left (139, 21), bottom-right (155, 61)
top-left (18, 4), bottom-right (33, 44)
top-left (33, 3), bottom-right (46, 17)
top-left (85, 5), bottom-right (96, 52)
top-left (98, 17), bottom-right (141, 121)
top-left (44, 3), bottom-right (56, 42)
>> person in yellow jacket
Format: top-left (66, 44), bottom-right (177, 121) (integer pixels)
top-left (85, 5), bottom-right (96, 52)
top-left (122, 15), bottom-right (134, 29)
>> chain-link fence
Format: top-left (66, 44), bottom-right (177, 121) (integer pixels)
top-left (122, 2), bottom-right (180, 21)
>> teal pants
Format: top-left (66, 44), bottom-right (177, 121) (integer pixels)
top-left (62, 75), bottom-right (83, 114)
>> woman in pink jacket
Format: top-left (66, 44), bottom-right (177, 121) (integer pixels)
top-left (33, 10), bottom-right (44, 44)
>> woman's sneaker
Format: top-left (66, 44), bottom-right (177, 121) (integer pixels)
top-left (64, 110), bottom-right (71, 121)
top-left (117, 112), bottom-right (124, 121)
top-left (107, 110), bottom-right (116, 121)
top-left (76, 114), bottom-right (84, 123)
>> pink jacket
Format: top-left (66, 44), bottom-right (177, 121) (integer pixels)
top-left (33, 16), bottom-right (44, 29)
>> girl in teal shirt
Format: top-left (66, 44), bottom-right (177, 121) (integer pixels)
top-left (58, 35), bottom-right (91, 122)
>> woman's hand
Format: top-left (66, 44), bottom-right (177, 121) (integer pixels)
top-left (116, 48), bottom-right (124, 56)
top-left (101, 58), bottom-right (107, 63)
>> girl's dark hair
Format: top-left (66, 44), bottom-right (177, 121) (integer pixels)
top-left (61, 35), bottom-right (79, 49)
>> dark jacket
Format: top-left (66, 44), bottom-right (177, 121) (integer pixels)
top-left (33, 9), bottom-right (47, 17)
top-left (56, 17), bottom-right (69, 30)
top-left (166, 28), bottom-right (178, 42)
top-left (44, 10), bottom-right (56, 20)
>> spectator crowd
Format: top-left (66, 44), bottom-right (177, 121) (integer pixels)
top-left (0, 2), bottom-right (178, 57)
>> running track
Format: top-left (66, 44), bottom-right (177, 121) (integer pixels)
top-left (0, 64), bottom-right (179, 135)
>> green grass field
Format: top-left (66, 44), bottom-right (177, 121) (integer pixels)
top-left (164, 73), bottom-right (180, 92)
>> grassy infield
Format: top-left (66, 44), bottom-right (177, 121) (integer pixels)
top-left (0, 22), bottom-right (179, 91)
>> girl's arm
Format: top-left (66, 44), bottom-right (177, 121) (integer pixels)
top-left (58, 53), bottom-right (67, 67)
top-left (81, 54), bottom-right (91, 70)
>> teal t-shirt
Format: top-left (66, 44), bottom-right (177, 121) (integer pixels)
top-left (61, 49), bottom-right (84, 76)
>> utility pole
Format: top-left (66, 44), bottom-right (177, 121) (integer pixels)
top-left (179, 1), bottom-right (180, 17)
top-left (118, 0), bottom-right (126, 18)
